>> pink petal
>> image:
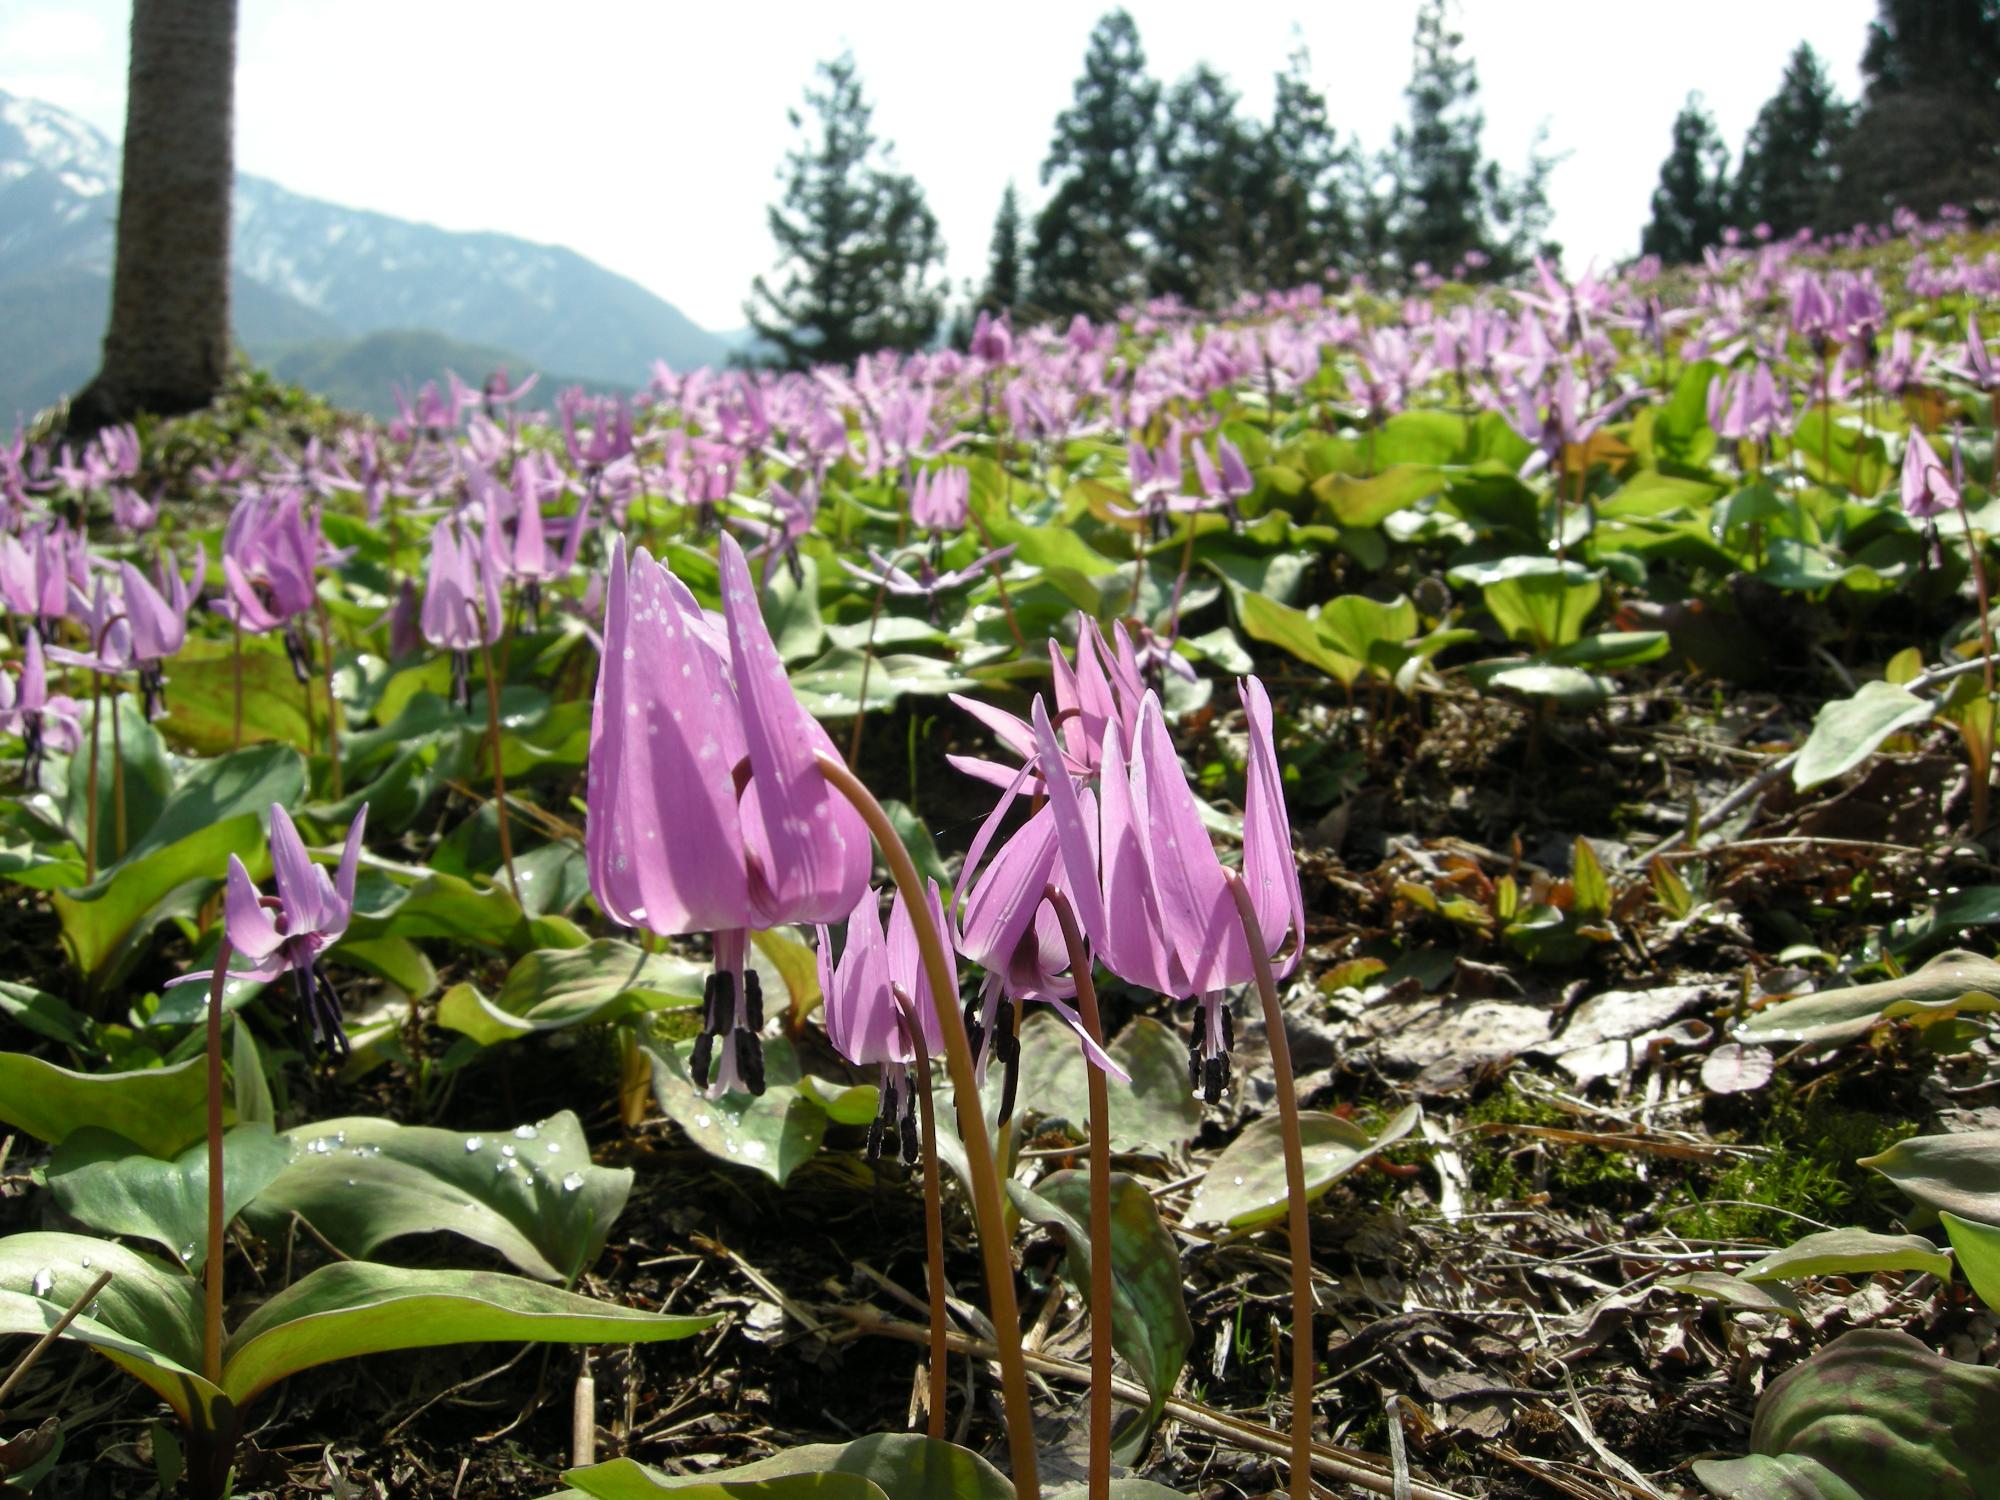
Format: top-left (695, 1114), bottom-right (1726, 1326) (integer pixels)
top-left (223, 855), bottom-right (285, 961)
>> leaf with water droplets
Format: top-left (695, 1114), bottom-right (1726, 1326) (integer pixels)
top-left (646, 1036), bottom-right (827, 1186)
top-left (242, 1110), bottom-right (628, 1282)
top-left (46, 1125), bottom-right (290, 1273)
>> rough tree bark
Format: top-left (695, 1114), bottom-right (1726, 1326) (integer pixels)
top-left (70, 0), bottom-right (237, 432)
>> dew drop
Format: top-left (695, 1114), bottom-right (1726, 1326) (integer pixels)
top-left (465, 1136), bottom-right (484, 1152)
top-left (30, 1268), bottom-right (53, 1298)
top-left (562, 1171), bottom-right (585, 1192)
top-left (501, 1145), bottom-right (517, 1159)
top-left (513, 1124), bottom-right (538, 1140)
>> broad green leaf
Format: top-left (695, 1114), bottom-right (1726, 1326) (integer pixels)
top-left (1469, 560), bottom-right (1600, 650)
top-left (1740, 1229), bottom-right (1950, 1285)
top-left (1013, 1014), bottom-right (1202, 1154)
top-left (232, 1017), bottom-right (273, 1127)
top-left (1468, 661), bottom-right (1613, 708)
top-left (647, 1036), bottom-right (827, 1185)
top-left (0, 980), bottom-right (88, 1047)
top-left (1942, 1212), bottom-right (2000, 1309)
top-left (0, 1232), bottom-right (214, 1422)
top-left (555, 1460), bottom-right (886, 1500)
top-left (0, 1051), bottom-right (215, 1157)
top-left (51, 696), bottom-right (171, 866)
top-left (157, 638), bottom-right (318, 755)
top-left (436, 940), bottom-right (705, 1046)
top-left (1737, 950), bottom-right (2000, 1047)
top-left (1542, 631), bottom-right (1670, 670)
top-left (47, 1125), bottom-right (290, 1272)
top-left (1317, 594), bottom-right (1419, 681)
top-left (765, 554), bottom-right (826, 664)
top-left (220, 1260), bottom-right (714, 1407)
top-left (1230, 588), bottom-right (1359, 683)
top-left (752, 928), bottom-right (823, 1030)
top-left (1190, 1104), bottom-right (1422, 1229)
top-left (787, 650), bottom-right (973, 720)
top-left (243, 1110), bottom-right (630, 1283)
top-left (1312, 463), bottom-right (1441, 526)
top-left (1658, 1271), bottom-right (1803, 1319)
top-left (120, 744), bottom-right (304, 869)
top-left (1011, 1169), bottom-right (1192, 1461)
top-left (1792, 680), bottom-right (1934, 791)
top-left (563, 1434), bottom-right (1010, 1500)
top-left (53, 812), bottom-right (265, 991)
top-left (1693, 1330), bottom-right (2000, 1499)
top-left (1864, 1128), bottom-right (2000, 1228)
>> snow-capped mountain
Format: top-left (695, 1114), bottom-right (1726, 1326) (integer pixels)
top-left (0, 90), bottom-right (734, 418)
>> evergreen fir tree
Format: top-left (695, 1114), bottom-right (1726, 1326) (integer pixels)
top-left (1835, 0), bottom-right (2000, 222)
top-left (1731, 44), bottom-right (1853, 237)
top-left (1641, 94), bottom-right (1732, 263)
top-left (1027, 10), bottom-right (1161, 321)
top-left (1254, 45), bottom-right (1357, 290)
top-left (1380, 0), bottom-right (1550, 278)
top-left (745, 54), bottom-right (946, 370)
top-left (980, 183), bottom-right (1023, 317)
top-left (1150, 64), bottom-right (1259, 304)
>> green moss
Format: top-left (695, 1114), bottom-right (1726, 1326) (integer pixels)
top-left (1460, 1085), bottom-right (1644, 1210)
top-left (1662, 1077), bottom-right (1921, 1242)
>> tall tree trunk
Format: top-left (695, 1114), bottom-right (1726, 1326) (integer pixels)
top-left (70, 0), bottom-right (237, 432)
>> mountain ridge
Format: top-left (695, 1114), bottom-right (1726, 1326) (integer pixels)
top-left (0, 89), bottom-right (732, 419)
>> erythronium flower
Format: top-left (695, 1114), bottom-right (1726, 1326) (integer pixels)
top-left (838, 544), bottom-right (1014, 624)
top-left (172, 803), bottom-right (368, 1062)
top-left (117, 551), bottom-right (204, 718)
top-left (947, 614), bottom-right (1145, 791)
top-left (216, 489), bottom-right (320, 680)
top-left (816, 880), bottom-right (951, 1163)
top-left (0, 633), bottom-right (81, 786)
top-left (587, 532), bottom-right (871, 1096)
top-left (1037, 679), bottom-right (1303, 1103)
top-left (909, 466), bottom-right (970, 534)
top-left (1902, 427), bottom-right (1960, 520)
top-left (46, 573), bottom-right (134, 677)
top-left (420, 516), bottom-right (503, 710)
top-left (1189, 435), bottom-right (1254, 520)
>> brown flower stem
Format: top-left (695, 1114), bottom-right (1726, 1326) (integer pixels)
top-left (477, 631), bottom-right (520, 899)
top-left (84, 671), bottom-right (101, 883)
top-left (1044, 886), bottom-right (1115, 1500)
top-left (1222, 868), bottom-right (1314, 1500)
top-left (299, 645), bottom-right (318, 761)
top-left (204, 934), bottom-right (235, 1388)
top-left (110, 682), bottom-right (126, 860)
top-left (231, 616), bottom-right (244, 751)
top-left (316, 595), bottom-right (344, 800)
top-left (814, 751), bottom-right (1039, 1500)
top-left (889, 984), bottom-right (949, 1442)
top-left (845, 578), bottom-right (891, 770)
top-left (969, 508), bottom-right (1027, 653)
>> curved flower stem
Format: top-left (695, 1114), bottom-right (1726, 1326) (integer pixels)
top-left (316, 595), bottom-right (344, 801)
top-left (1221, 869), bottom-right (1313, 1500)
top-left (890, 984), bottom-right (949, 1442)
top-left (1044, 886), bottom-right (1114, 1500)
top-left (110, 683), bottom-right (126, 860)
top-left (814, 751), bottom-right (1040, 1500)
top-left (204, 933), bottom-right (235, 1388)
top-left (231, 617), bottom-right (244, 752)
top-left (85, 670), bottom-right (101, 883)
top-left (476, 630), bottom-right (520, 899)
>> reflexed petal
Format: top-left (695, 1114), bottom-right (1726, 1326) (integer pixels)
top-left (721, 533), bottom-right (870, 926)
top-left (1041, 998), bottom-right (1132, 1081)
top-left (1238, 677), bottom-right (1305, 978)
top-left (1131, 696), bottom-right (1236, 991)
top-left (222, 855), bottom-right (285, 962)
top-left (586, 539), bottom-right (751, 935)
top-left (332, 804), bottom-right (368, 923)
top-left (266, 804), bottom-right (334, 934)
top-left (886, 879), bottom-right (949, 1055)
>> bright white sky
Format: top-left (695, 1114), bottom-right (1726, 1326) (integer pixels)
top-left (2, 1), bottom-right (1877, 332)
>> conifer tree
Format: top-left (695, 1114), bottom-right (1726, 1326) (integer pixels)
top-left (1380, 0), bottom-right (1550, 278)
top-left (1835, 0), bottom-right (2000, 222)
top-left (1150, 65), bottom-right (1259, 303)
top-left (746, 54), bottom-right (945, 370)
top-left (1642, 94), bottom-right (1732, 263)
top-left (1028, 10), bottom-right (1160, 320)
top-left (1731, 44), bottom-right (1853, 236)
top-left (1254, 46), bottom-right (1357, 289)
top-left (981, 183), bottom-right (1023, 318)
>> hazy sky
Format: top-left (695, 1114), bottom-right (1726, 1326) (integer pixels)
top-left (2, 1), bottom-right (1878, 331)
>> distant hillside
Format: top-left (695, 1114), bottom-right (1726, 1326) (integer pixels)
top-left (257, 330), bottom-right (624, 421)
top-left (0, 89), bottom-right (729, 420)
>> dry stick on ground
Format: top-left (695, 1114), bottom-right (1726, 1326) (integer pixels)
top-left (835, 1307), bottom-right (1478, 1500)
top-left (0, 1269), bottom-right (114, 1411)
top-left (1631, 649), bottom-right (2000, 868)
